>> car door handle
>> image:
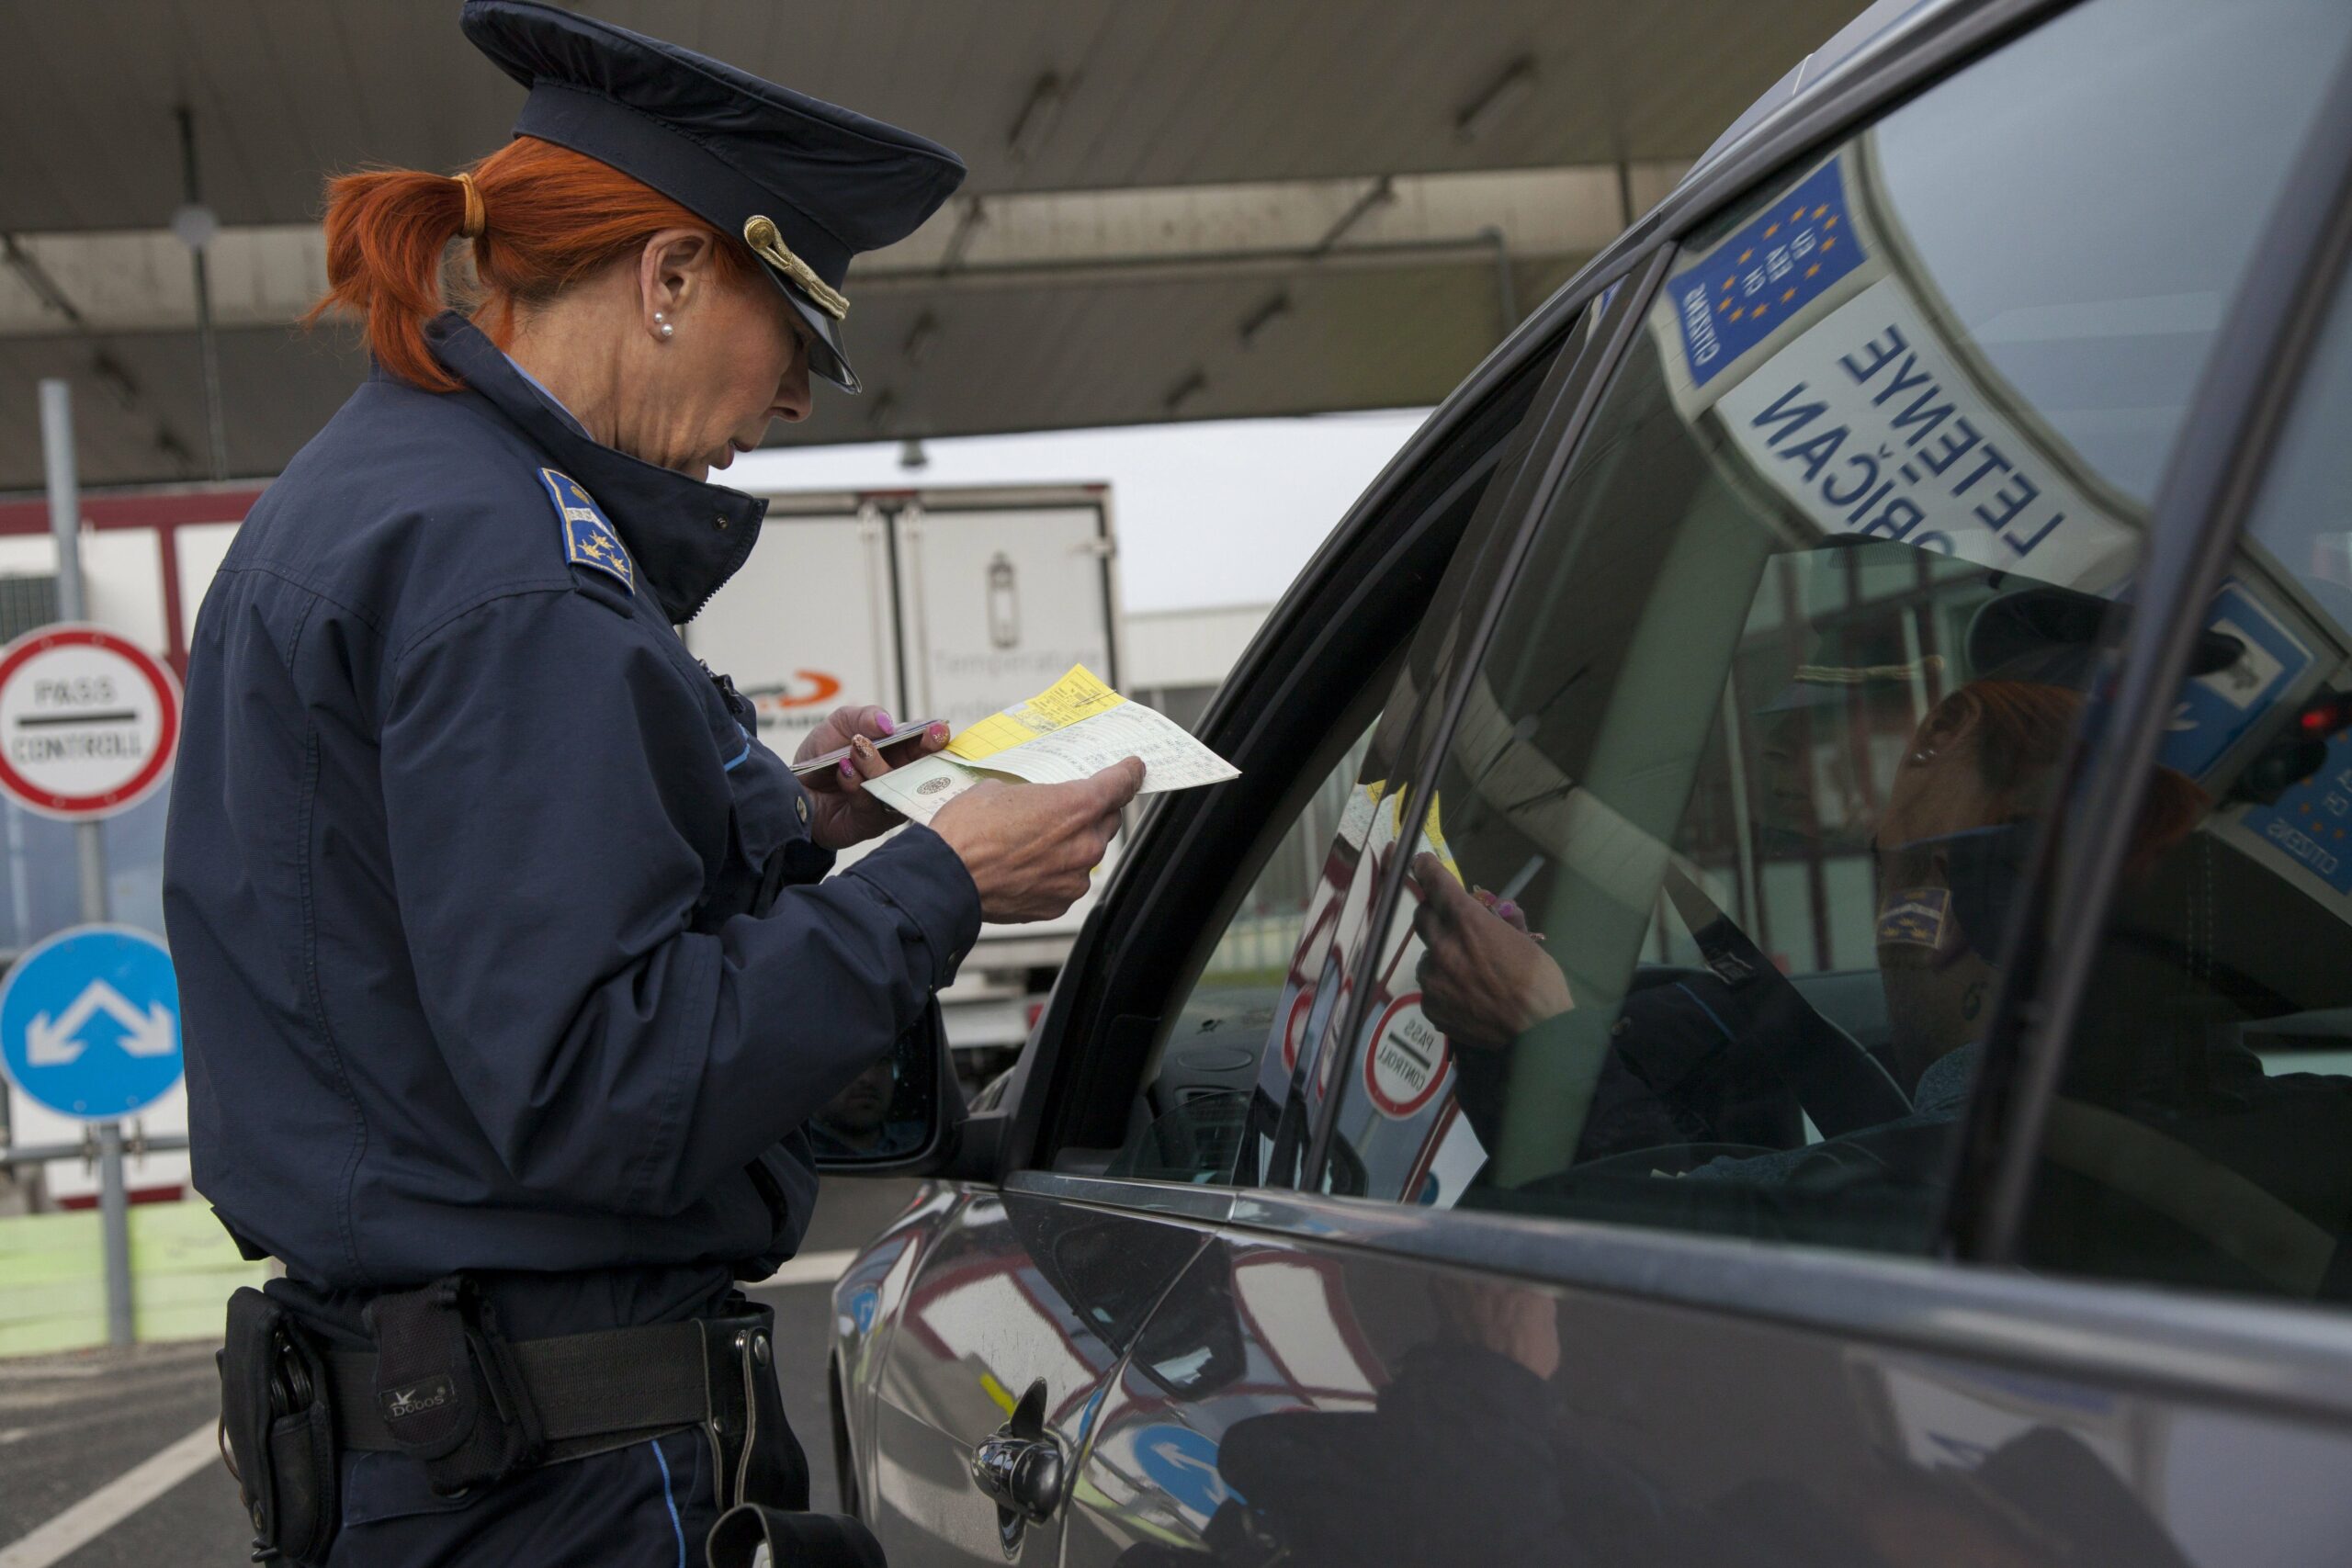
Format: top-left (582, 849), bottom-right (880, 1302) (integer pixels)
top-left (968, 1380), bottom-right (1063, 1528)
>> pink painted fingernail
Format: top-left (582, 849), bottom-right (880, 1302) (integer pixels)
top-left (876, 712), bottom-right (895, 735)
top-left (930, 723), bottom-right (948, 741)
top-left (839, 759), bottom-right (856, 779)
top-left (1498, 901), bottom-right (1521, 921)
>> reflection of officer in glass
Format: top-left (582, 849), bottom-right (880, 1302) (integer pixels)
top-left (163, 5), bottom-right (1141, 1562)
top-left (808, 1056), bottom-right (922, 1159)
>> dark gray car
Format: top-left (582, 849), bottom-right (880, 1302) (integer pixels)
top-left (808, 0), bottom-right (2352, 1561)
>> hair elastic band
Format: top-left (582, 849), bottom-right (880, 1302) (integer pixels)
top-left (453, 172), bottom-right (486, 240)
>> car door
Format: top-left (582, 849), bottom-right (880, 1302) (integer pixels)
top-left (1024, 4), bottom-right (2352, 1565)
top-left (853, 303), bottom-right (1583, 1568)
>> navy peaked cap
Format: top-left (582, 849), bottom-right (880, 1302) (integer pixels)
top-left (460, 0), bottom-right (967, 392)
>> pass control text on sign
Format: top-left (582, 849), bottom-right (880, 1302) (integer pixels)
top-left (0, 624), bottom-right (182, 819)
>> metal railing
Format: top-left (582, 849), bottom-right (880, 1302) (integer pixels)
top-left (0, 1130), bottom-right (188, 1170)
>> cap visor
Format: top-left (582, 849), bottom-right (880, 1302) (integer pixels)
top-left (763, 265), bottom-right (859, 393)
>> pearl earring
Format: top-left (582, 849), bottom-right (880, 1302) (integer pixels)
top-left (653, 311), bottom-right (674, 340)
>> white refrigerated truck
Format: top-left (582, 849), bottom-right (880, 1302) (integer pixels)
top-left (684, 482), bottom-right (1126, 1063)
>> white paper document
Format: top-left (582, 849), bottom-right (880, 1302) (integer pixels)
top-left (861, 665), bottom-right (1238, 825)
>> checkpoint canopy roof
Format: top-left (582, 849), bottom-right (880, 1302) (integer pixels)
top-left (0, 0), bottom-right (1866, 490)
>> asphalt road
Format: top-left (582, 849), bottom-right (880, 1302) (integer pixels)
top-left (0, 1179), bottom-right (920, 1567)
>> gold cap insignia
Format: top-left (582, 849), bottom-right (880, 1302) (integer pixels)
top-left (742, 216), bottom-right (849, 321)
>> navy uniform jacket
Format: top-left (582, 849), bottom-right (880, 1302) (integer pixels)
top-left (163, 313), bottom-right (980, 1325)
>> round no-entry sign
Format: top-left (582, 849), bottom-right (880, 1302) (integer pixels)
top-left (0, 625), bottom-right (181, 819)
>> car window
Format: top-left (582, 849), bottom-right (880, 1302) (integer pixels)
top-left (1090, 316), bottom-right (1594, 1186)
top-left (2018, 257), bottom-right (2352, 1304)
top-left (1312, 0), bottom-right (2352, 1249)
top-left (1106, 720), bottom-right (1374, 1182)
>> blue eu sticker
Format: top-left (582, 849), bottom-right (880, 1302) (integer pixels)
top-left (0, 925), bottom-right (182, 1122)
top-left (1133, 1424), bottom-right (1240, 1521)
top-left (1668, 156), bottom-right (1867, 389)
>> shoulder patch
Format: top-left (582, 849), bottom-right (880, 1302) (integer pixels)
top-left (538, 468), bottom-right (634, 594)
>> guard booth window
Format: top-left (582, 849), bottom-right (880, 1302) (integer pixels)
top-left (1312, 0), bottom-right (2352, 1250)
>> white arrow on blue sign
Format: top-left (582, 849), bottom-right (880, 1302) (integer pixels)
top-left (0, 924), bottom-right (182, 1121)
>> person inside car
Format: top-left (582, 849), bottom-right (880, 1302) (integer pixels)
top-left (1409, 617), bottom-right (2206, 1191)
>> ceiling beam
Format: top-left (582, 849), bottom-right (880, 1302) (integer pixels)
top-left (0, 160), bottom-right (1686, 340)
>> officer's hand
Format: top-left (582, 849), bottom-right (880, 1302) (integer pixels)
top-left (1408, 852), bottom-right (1573, 1049)
top-left (798, 705), bottom-right (951, 851)
top-left (932, 759), bottom-right (1145, 923)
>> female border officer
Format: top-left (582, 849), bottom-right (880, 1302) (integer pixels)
top-left (161, 4), bottom-right (1140, 1563)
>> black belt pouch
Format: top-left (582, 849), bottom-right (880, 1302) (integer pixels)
top-left (362, 1274), bottom-right (543, 1495)
top-left (220, 1286), bottom-right (340, 1565)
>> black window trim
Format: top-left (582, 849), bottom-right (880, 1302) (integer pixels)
top-left (1961, 45), bottom-right (2352, 1264)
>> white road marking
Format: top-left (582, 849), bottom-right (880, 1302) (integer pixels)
top-left (0, 1420), bottom-right (220, 1568)
top-left (760, 1248), bottom-right (856, 1287)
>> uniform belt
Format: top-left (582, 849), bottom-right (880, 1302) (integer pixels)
top-left (326, 1313), bottom-right (765, 1459)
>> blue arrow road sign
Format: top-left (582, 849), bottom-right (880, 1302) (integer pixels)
top-left (0, 924), bottom-right (182, 1121)
top-left (1133, 1424), bottom-right (1241, 1522)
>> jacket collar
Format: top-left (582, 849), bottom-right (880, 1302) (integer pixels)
top-left (424, 312), bottom-right (766, 623)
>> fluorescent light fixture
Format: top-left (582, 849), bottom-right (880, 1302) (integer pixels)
top-left (1454, 56), bottom-right (1536, 144)
top-left (1162, 369), bottom-right (1206, 413)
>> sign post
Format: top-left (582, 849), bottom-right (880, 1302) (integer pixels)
top-left (0, 926), bottom-right (186, 1348)
top-left (23, 379), bottom-right (185, 1348)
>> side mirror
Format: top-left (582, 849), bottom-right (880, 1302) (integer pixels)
top-left (808, 1005), bottom-right (963, 1175)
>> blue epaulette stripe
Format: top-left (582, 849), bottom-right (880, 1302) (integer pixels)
top-left (723, 739), bottom-right (752, 772)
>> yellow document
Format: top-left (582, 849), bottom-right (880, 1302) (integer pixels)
top-left (865, 665), bottom-right (1238, 826)
top-left (945, 664), bottom-right (1128, 761)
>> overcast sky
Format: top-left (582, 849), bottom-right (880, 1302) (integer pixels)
top-left (729, 407), bottom-right (1431, 614)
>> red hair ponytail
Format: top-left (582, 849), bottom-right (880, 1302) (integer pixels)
top-left (304, 136), bottom-right (761, 392)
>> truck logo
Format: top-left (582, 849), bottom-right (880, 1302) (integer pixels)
top-left (747, 671), bottom-right (844, 711)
